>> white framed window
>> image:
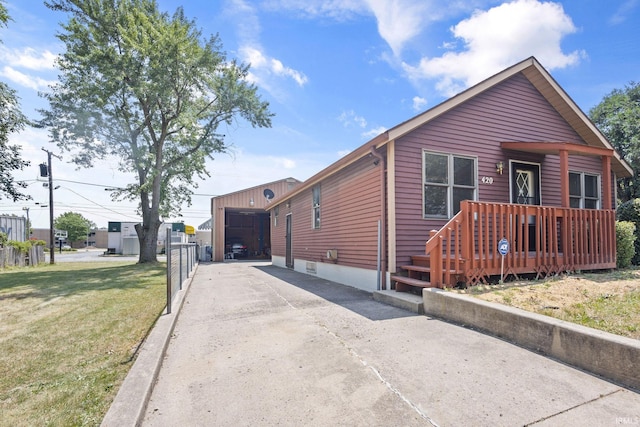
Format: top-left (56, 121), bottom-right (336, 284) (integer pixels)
top-left (273, 205), bottom-right (279, 227)
top-left (423, 151), bottom-right (477, 218)
top-left (312, 185), bottom-right (321, 229)
top-left (569, 172), bottom-right (600, 209)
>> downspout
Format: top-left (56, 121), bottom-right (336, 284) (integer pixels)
top-left (370, 146), bottom-right (387, 290)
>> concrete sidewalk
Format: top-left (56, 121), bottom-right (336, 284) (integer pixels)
top-left (115, 262), bottom-right (639, 426)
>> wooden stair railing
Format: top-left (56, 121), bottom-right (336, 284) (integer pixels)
top-left (392, 211), bottom-right (466, 291)
top-left (393, 200), bottom-right (617, 292)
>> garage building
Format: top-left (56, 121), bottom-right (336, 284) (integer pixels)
top-left (210, 178), bottom-right (300, 262)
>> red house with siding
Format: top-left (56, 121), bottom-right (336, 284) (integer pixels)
top-left (267, 57), bottom-right (632, 293)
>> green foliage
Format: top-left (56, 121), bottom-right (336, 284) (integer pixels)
top-left (589, 82), bottom-right (640, 202)
top-left (617, 199), bottom-right (640, 264)
top-left (0, 231), bottom-right (7, 247)
top-left (54, 211), bottom-right (95, 243)
top-left (6, 239), bottom-right (45, 254)
top-left (0, 1), bottom-right (30, 202)
top-left (41, 0), bottom-right (274, 262)
top-left (615, 221), bottom-right (636, 268)
top-left (0, 1), bottom-right (9, 25)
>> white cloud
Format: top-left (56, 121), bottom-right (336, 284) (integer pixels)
top-left (362, 126), bottom-right (387, 139)
top-left (267, 0), bottom-right (492, 56)
top-left (338, 110), bottom-right (367, 128)
top-left (261, 0), bottom-right (367, 21)
top-left (0, 66), bottom-right (55, 91)
top-left (0, 47), bottom-right (57, 70)
top-left (402, 0), bottom-right (585, 97)
top-left (239, 46), bottom-right (308, 94)
top-left (0, 47), bottom-right (57, 90)
top-left (412, 96), bottom-right (427, 111)
top-left (609, 0), bottom-right (639, 25)
top-left (226, 0), bottom-right (308, 94)
top-left (364, 0), bottom-right (431, 56)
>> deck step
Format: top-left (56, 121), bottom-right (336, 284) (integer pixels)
top-left (391, 275), bottom-right (437, 292)
top-left (400, 265), bottom-right (464, 275)
top-left (400, 264), bottom-right (431, 273)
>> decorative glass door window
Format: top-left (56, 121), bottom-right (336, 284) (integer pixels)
top-left (515, 169), bottom-right (534, 205)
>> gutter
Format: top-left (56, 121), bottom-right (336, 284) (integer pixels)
top-left (370, 146), bottom-right (387, 290)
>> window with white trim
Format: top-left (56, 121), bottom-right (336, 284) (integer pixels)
top-left (423, 151), bottom-right (477, 218)
top-left (569, 172), bottom-right (600, 209)
top-left (312, 185), bottom-right (321, 229)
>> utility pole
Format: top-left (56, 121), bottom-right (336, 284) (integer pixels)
top-left (22, 207), bottom-right (29, 241)
top-left (42, 148), bottom-right (61, 264)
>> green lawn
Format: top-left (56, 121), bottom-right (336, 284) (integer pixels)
top-left (0, 262), bottom-right (166, 427)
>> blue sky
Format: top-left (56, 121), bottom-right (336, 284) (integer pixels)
top-left (1, 0), bottom-right (639, 230)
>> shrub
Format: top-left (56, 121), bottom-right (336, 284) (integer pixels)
top-left (6, 239), bottom-right (46, 254)
top-left (616, 221), bottom-right (636, 268)
top-left (0, 232), bottom-right (7, 247)
top-left (616, 199), bottom-right (640, 264)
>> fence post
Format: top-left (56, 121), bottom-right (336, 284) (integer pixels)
top-left (166, 228), bottom-right (172, 315)
top-left (186, 245), bottom-right (190, 279)
top-left (179, 245), bottom-right (183, 290)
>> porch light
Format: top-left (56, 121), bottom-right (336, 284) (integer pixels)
top-left (496, 161), bottom-right (504, 175)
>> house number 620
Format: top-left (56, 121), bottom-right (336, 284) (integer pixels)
top-left (481, 176), bottom-right (494, 184)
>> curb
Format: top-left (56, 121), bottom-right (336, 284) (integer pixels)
top-left (373, 290), bottom-right (424, 314)
top-left (100, 264), bottom-right (198, 427)
top-left (423, 288), bottom-right (640, 392)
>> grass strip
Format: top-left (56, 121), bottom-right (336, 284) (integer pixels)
top-left (464, 270), bottom-right (640, 340)
top-left (0, 261), bottom-right (166, 426)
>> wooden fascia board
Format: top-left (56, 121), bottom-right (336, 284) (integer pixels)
top-left (522, 62), bottom-right (633, 177)
top-left (501, 141), bottom-right (614, 157)
top-left (212, 177), bottom-right (301, 202)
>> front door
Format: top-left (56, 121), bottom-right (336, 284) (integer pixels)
top-left (511, 162), bottom-right (541, 205)
top-left (285, 214), bottom-right (293, 269)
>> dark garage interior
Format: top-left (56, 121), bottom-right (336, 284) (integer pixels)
top-left (224, 209), bottom-right (271, 259)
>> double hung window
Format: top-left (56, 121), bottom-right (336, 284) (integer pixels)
top-left (423, 151), bottom-right (477, 218)
top-left (569, 172), bottom-right (600, 209)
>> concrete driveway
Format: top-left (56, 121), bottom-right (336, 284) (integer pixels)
top-left (140, 262), bottom-right (639, 426)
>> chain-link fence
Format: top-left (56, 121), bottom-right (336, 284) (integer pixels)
top-left (166, 232), bottom-right (198, 314)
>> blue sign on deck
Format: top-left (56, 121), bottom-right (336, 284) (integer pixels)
top-left (498, 238), bottom-right (510, 256)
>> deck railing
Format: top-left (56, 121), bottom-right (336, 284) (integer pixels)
top-left (425, 200), bottom-right (616, 287)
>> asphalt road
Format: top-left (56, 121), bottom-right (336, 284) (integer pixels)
top-left (51, 248), bottom-right (165, 263)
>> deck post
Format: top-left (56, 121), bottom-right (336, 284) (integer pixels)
top-left (602, 155), bottom-right (612, 209)
top-left (560, 149), bottom-right (569, 208)
top-left (428, 229), bottom-right (443, 287)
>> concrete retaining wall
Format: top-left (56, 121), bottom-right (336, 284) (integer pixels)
top-left (423, 288), bottom-right (640, 392)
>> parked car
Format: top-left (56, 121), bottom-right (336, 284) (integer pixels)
top-left (230, 243), bottom-right (248, 258)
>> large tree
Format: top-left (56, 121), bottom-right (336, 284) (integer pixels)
top-left (589, 82), bottom-right (640, 202)
top-left (41, 0), bottom-right (273, 263)
top-left (0, 1), bottom-right (30, 202)
top-left (54, 211), bottom-right (95, 243)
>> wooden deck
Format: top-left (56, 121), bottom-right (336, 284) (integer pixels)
top-left (392, 200), bottom-right (616, 290)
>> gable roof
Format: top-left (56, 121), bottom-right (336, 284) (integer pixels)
top-left (269, 57), bottom-right (632, 208)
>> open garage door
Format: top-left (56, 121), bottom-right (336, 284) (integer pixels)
top-left (224, 208), bottom-right (271, 259)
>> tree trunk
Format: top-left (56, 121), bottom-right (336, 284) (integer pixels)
top-left (136, 219), bottom-right (161, 263)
